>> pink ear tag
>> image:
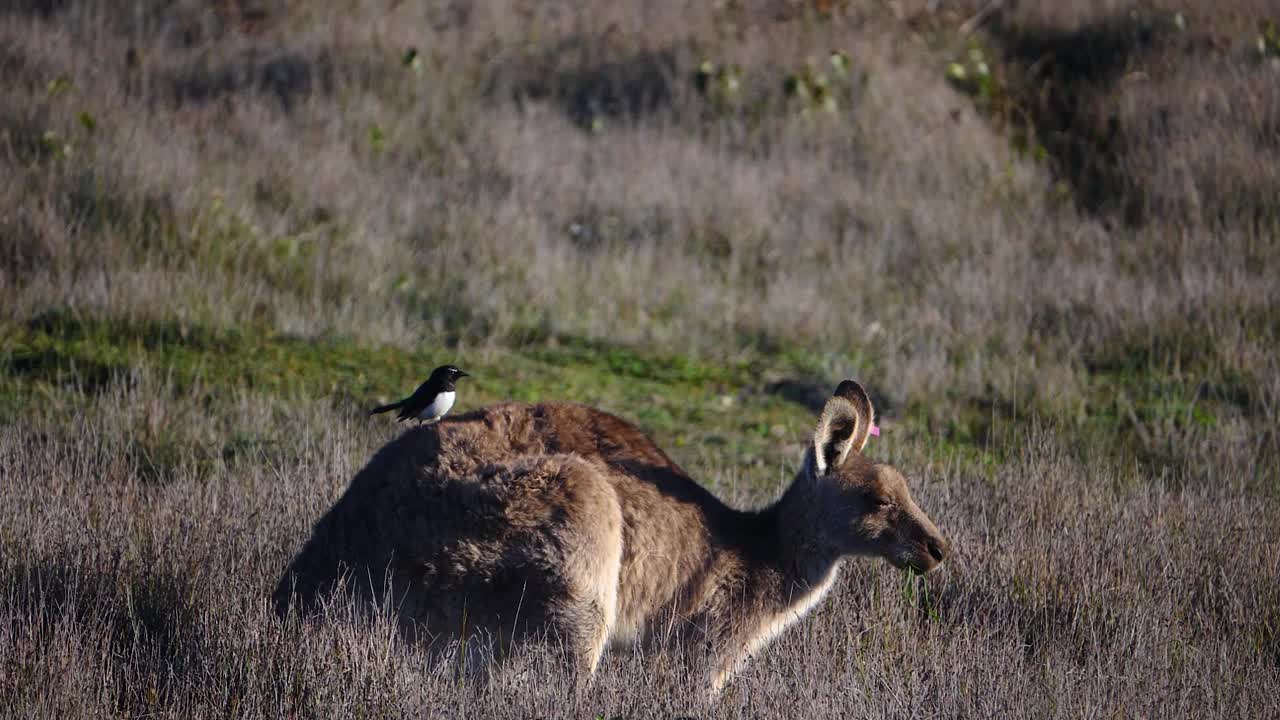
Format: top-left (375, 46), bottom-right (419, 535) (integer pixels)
top-left (869, 424), bottom-right (881, 437)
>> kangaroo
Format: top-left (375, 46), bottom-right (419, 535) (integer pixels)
top-left (273, 379), bottom-right (949, 694)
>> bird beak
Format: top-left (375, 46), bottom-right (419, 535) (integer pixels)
top-left (458, 371), bottom-right (469, 378)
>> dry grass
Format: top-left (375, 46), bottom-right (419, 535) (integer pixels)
top-left (2, 0), bottom-right (1279, 716)
top-left (2, 378), bottom-right (1278, 718)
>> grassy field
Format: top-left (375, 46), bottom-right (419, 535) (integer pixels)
top-left (2, 0), bottom-right (1278, 717)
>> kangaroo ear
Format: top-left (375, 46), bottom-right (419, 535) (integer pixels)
top-left (811, 380), bottom-right (876, 475)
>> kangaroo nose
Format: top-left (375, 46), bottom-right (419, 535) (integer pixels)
top-left (927, 539), bottom-right (946, 563)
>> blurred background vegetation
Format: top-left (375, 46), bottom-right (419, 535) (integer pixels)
top-left (2, 0), bottom-right (1276, 483)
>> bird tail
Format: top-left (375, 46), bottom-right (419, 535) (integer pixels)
top-left (369, 401), bottom-right (403, 416)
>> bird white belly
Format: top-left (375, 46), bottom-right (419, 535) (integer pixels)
top-left (418, 391), bottom-right (455, 419)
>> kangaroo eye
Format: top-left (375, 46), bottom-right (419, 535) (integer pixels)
top-left (870, 496), bottom-right (892, 508)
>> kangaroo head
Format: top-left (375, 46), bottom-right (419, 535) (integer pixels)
top-left (806, 380), bottom-right (949, 573)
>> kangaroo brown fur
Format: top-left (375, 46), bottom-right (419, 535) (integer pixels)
top-left (273, 380), bottom-right (949, 693)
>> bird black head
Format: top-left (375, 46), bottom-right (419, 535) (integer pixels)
top-left (430, 364), bottom-right (469, 382)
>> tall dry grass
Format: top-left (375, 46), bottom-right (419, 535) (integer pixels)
top-left (3, 2), bottom-right (1273, 379)
top-left (2, 378), bottom-right (1277, 718)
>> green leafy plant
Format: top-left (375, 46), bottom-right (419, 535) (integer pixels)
top-left (1259, 19), bottom-right (1280, 59)
top-left (401, 47), bottom-right (424, 76)
top-left (693, 59), bottom-right (743, 110)
top-left (46, 76), bottom-right (73, 96)
top-left (40, 130), bottom-right (72, 160)
top-left (945, 44), bottom-right (998, 107)
top-left (946, 41), bottom-right (1046, 161)
top-left (783, 51), bottom-right (855, 116)
top-left (368, 123), bottom-right (387, 154)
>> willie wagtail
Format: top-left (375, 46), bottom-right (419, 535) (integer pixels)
top-left (370, 365), bottom-right (469, 424)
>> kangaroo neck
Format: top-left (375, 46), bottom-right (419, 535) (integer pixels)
top-left (696, 470), bottom-right (844, 605)
top-left (769, 470), bottom-right (846, 592)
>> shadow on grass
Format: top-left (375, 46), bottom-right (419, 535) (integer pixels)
top-left (2, 0), bottom-right (73, 19)
top-left (5, 311), bottom-right (220, 398)
top-left (159, 49), bottom-right (335, 112)
top-left (500, 38), bottom-right (678, 129)
top-left (764, 379), bottom-right (830, 414)
top-left (7, 348), bottom-right (120, 395)
top-left (931, 579), bottom-right (1103, 666)
top-left (764, 379), bottom-right (903, 422)
top-left (4, 559), bottom-right (238, 715)
top-left (984, 12), bottom-right (1174, 224)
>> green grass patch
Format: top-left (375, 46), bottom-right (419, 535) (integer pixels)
top-left (4, 309), bottom-right (1266, 491)
top-left (0, 312), bottom-right (827, 491)
top-left (1076, 329), bottom-right (1263, 475)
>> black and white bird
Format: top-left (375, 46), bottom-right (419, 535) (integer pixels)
top-left (370, 365), bottom-right (469, 424)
